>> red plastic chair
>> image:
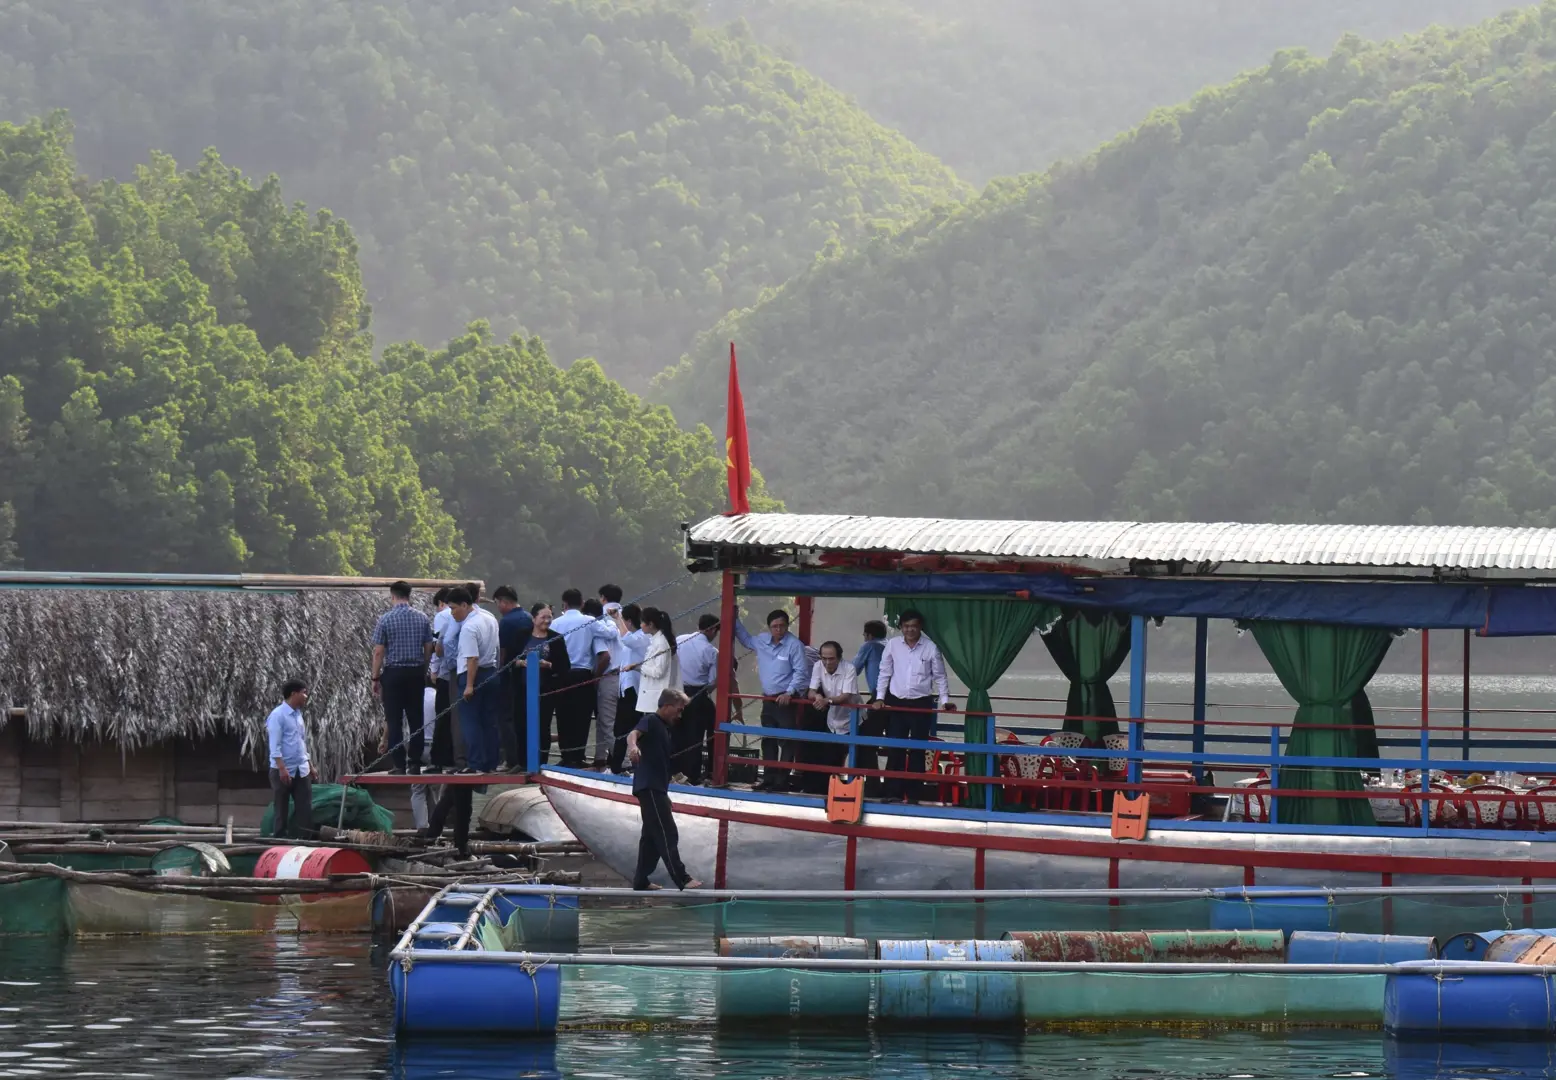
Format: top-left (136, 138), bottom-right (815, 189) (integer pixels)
top-left (1238, 778), bottom-right (1272, 824)
top-left (1401, 782), bottom-right (1457, 827)
top-left (927, 737), bottom-right (967, 806)
top-left (1527, 786), bottom-right (1556, 831)
top-left (1461, 784), bottom-right (1521, 829)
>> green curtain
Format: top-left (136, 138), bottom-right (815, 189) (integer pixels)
top-left (1248, 621), bottom-right (1393, 826)
top-left (884, 597), bottom-right (1057, 788)
top-left (1040, 610), bottom-right (1132, 743)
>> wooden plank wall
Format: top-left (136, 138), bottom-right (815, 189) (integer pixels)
top-left (0, 729), bottom-right (415, 829)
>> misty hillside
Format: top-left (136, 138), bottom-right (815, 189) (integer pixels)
top-left (706, 0), bottom-right (1517, 183)
top-left (0, 0), bottom-right (965, 383)
top-left (0, 117), bottom-right (751, 589)
top-left (657, 4), bottom-right (1556, 528)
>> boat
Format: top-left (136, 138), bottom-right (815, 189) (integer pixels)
top-left (541, 513), bottom-right (1556, 892)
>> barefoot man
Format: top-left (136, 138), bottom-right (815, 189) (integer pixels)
top-left (626, 688), bottom-right (703, 890)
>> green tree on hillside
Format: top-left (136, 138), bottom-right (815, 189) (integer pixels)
top-left (0, 0), bottom-right (965, 383)
top-left (659, 3), bottom-right (1556, 528)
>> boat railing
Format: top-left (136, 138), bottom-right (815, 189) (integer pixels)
top-left (714, 691), bottom-right (1556, 832)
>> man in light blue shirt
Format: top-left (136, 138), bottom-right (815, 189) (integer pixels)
top-left (265, 680), bottom-right (313, 837)
top-left (676, 613), bottom-right (720, 784)
top-left (549, 588), bottom-right (602, 768)
top-left (733, 609), bottom-right (809, 791)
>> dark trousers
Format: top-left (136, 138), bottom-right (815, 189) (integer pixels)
top-left (502, 673), bottom-right (521, 770)
top-left (268, 769), bottom-right (313, 837)
top-left (798, 705), bottom-right (831, 794)
top-left (633, 787), bottom-right (690, 889)
top-left (608, 687), bottom-right (639, 773)
top-left (859, 705), bottom-right (887, 790)
top-left (432, 678), bottom-right (455, 768)
top-left (884, 694), bottom-right (935, 802)
top-left (460, 667), bottom-right (502, 773)
top-left (557, 669), bottom-right (595, 767)
top-left (426, 785), bottom-right (474, 853)
top-left (380, 666), bottom-right (425, 772)
top-left (759, 698), bottom-right (802, 788)
top-left (678, 685), bottom-right (713, 785)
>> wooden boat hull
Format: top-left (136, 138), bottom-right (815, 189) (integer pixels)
top-left (541, 769), bottom-right (1556, 890)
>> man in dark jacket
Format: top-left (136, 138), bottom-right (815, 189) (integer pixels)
top-left (625, 688), bottom-right (703, 891)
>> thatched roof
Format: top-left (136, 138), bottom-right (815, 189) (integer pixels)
top-left (0, 583), bottom-right (451, 778)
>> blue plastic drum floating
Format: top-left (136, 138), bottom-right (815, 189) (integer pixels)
top-left (876, 939), bottom-right (1023, 1026)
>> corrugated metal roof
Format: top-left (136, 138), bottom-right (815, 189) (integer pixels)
top-left (686, 514), bottom-right (1556, 574)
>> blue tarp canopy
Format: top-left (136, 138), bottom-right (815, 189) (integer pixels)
top-left (741, 571), bottom-right (1556, 636)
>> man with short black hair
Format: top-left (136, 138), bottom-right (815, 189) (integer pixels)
top-left (428, 586), bottom-right (456, 773)
top-left (266, 680), bottom-right (313, 837)
top-left (494, 585), bottom-right (533, 771)
top-left (676, 613), bottom-right (720, 784)
top-left (550, 588), bottom-right (598, 768)
top-left (852, 619), bottom-right (890, 783)
top-left (733, 609), bottom-right (809, 790)
top-left (593, 584), bottom-right (626, 769)
top-left (370, 580), bottom-right (434, 775)
top-left (453, 588), bottom-right (502, 774)
top-left (626, 689), bottom-right (702, 891)
top-left (870, 609), bottom-right (956, 803)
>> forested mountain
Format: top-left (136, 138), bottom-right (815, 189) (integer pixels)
top-left (706, 0), bottom-right (1516, 184)
top-left (658, 4), bottom-right (1556, 528)
top-left (0, 116), bottom-right (754, 589)
top-left (0, 0), bottom-right (964, 384)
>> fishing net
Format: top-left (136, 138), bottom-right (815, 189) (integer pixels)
top-left (260, 782), bottom-right (394, 837)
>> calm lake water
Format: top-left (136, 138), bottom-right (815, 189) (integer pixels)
top-left (0, 933), bottom-right (1549, 1080)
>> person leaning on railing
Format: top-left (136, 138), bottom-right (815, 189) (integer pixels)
top-left (870, 609), bottom-right (956, 804)
top-left (733, 609), bottom-right (810, 792)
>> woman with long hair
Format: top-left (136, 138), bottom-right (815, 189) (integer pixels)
top-left (517, 603), bottom-right (570, 766)
top-left (635, 608), bottom-right (681, 721)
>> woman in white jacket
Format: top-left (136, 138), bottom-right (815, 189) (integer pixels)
top-left (635, 607), bottom-right (681, 721)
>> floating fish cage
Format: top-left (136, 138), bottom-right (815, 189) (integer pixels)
top-left (385, 884), bottom-right (1556, 1039)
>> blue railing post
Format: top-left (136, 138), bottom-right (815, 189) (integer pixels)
top-left (1268, 724), bottom-right (1280, 825)
top-left (1420, 629), bottom-right (1432, 834)
top-left (1191, 616), bottom-right (1208, 784)
top-left (847, 704), bottom-right (858, 771)
top-left (986, 712), bottom-right (997, 811)
top-left (526, 651), bottom-right (542, 775)
top-left (1128, 615), bottom-right (1147, 788)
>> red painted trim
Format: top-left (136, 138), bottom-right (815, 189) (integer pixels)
top-left (796, 596), bottom-right (814, 645)
top-left (715, 819), bottom-right (730, 889)
top-left (712, 572), bottom-right (738, 787)
top-left (974, 847), bottom-right (986, 890)
top-left (542, 776), bottom-right (1556, 880)
top-left (844, 835), bottom-right (858, 891)
top-left (1106, 858), bottom-right (1119, 908)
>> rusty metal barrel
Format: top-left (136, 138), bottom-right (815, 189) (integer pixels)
top-left (1484, 934), bottom-right (1556, 965)
top-left (715, 936), bottom-right (871, 1024)
top-left (1002, 930), bottom-right (1285, 963)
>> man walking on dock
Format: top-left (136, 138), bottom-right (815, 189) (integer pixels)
top-left (626, 688), bottom-right (701, 890)
top-left (266, 680), bottom-right (313, 837)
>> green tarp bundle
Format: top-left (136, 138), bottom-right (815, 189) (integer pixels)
top-left (1247, 621), bottom-right (1392, 826)
top-left (260, 782), bottom-right (394, 837)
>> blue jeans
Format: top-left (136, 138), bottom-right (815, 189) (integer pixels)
top-left (460, 667), bottom-right (502, 772)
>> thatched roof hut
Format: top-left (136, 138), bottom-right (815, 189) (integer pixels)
top-left (0, 573), bottom-right (462, 779)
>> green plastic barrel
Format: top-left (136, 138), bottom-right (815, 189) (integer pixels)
top-left (149, 843), bottom-right (231, 878)
top-left (715, 936), bottom-right (871, 1025)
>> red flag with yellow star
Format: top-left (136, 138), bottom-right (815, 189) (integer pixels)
top-left (725, 342), bottom-right (751, 515)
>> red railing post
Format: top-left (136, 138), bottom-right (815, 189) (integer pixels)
top-left (711, 570), bottom-right (738, 787)
top-left (796, 595), bottom-right (814, 645)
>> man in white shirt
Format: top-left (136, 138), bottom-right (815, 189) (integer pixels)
top-left (809, 641), bottom-right (860, 778)
top-left (593, 585), bottom-right (627, 769)
top-left (676, 613), bottom-right (720, 784)
top-left (453, 588), bottom-right (502, 774)
top-left (609, 604), bottom-right (651, 773)
top-left (869, 609), bottom-right (957, 803)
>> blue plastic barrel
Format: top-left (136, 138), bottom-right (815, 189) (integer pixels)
top-left (408, 921), bottom-right (475, 951)
top-left (390, 1038), bottom-right (560, 1079)
top-left (1385, 1036), bottom-right (1556, 1080)
top-left (1287, 932), bottom-right (1437, 964)
top-left (716, 936), bottom-right (871, 1024)
top-left (1437, 933), bottom-right (1491, 962)
top-left (1384, 960), bottom-right (1556, 1034)
top-left (1210, 888), bottom-right (1335, 935)
top-left (876, 940), bottom-right (1023, 1026)
top-left (494, 892), bottom-right (581, 947)
top-left (390, 956), bottom-right (561, 1035)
